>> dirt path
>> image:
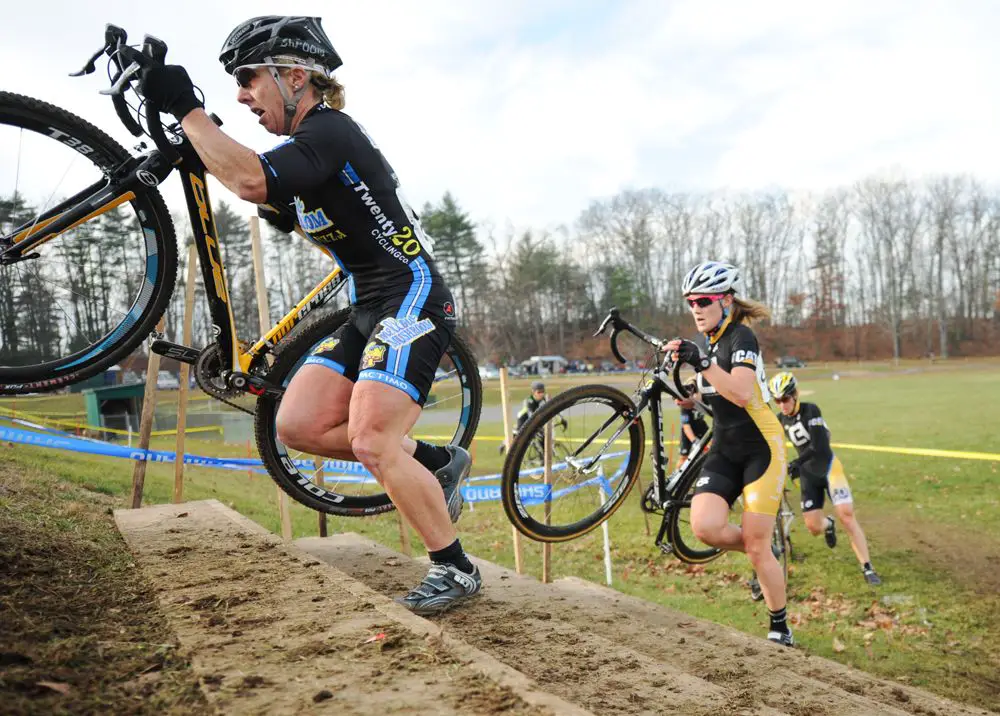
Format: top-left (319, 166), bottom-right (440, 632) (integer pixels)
top-left (115, 501), bottom-right (589, 716)
top-left (298, 533), bottom-right (997, 716)
top-left (0, 462), bottom-right (210, 715)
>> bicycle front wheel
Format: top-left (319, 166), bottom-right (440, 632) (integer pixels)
top-left (254, 307), bottom-right (482, 515)
top-left (0, 92), bottom-right (177, 394)
top-left (501, 384), bottom-right (645, 542)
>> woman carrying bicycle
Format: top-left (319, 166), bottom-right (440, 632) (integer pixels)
top-left (769, 372), bottom-right (882, 586)
top-left (665, 261), bottom-right (792, 646)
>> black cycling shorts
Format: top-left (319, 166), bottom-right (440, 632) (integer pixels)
top-left (693, 434), bottom-right (786, 515)
top-left (301, 297), bottom-right (454, 405)
top-left (799, 456), bottom-right (853, 512)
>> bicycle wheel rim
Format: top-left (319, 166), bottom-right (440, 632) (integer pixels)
top-left (501, 385), bottom-right (644, 542)
top-left (667, 453), bottom-right (725, 564)
top-left (255, 309), bottom-right (482, 515)
top-left (0, 92), bottom-right (174, 391)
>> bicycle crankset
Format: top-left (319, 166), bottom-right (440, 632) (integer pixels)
top-left (641, 483), bottom-right (664, 515)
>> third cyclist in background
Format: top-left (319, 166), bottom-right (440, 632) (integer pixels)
top-left (770, 372), bottom-right (882, 586)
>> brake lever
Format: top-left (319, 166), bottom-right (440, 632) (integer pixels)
top-left (100, 61), bottom-right (143, 96)
top-left (69, 44), bottom-right (108, 77)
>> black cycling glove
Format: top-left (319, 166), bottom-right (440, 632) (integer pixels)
top-left (674, 339), bottom-right (711, 372)
top-left (788, 458), bottom-right (802, 480)
top-left (139, 65), bottom-right (203, 121)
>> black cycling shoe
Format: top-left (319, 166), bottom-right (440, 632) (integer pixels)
top-left (748, 573), bottom-right (764, 601)
top-left (863, 567), bottom-right (882, 586)
top-left (824, 516), bottom-right (837, 549)
top-left (395, 562), bottom-right (482, 615)
top-left (435, 445), bottom-right (471, 523)
top-left (767, 628), bottom-right (795, 647)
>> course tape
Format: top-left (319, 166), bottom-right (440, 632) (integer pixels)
top-left (414, 433), bottom-right (1000, 463)
top-left (0, 406), bottom-right (221, 437)
top-left (0, 423), bottom-right (631, 505)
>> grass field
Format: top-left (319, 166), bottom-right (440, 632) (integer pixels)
top-left (2, 359), bottom-right (999, 710)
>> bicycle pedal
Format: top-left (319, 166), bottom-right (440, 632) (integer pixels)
top-left (229, 373), bottom-right (284, 398)
top-left (150, 339), bottom-right (200, 364)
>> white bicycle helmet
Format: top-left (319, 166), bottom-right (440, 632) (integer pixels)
top-left (682, 261), bottom-right (742, 296)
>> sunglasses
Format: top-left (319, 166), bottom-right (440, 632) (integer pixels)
top-left (685, 294), bottom-right (725, 308)
top-left (234, 66), bottom-right (259, 88)
top-left (774, 395), bottom-right (794, 403)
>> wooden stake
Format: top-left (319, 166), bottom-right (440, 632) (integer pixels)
top-left (542, 420), bottom-right (553, 584)
top-left (173, 244), bottom-right (198, 504)
top-left (315, 459), bottom-right (328, 537)
top-left (250, 216), bottom-right (293, 541)
top-left (130, 317), bottom-right (166, 508)
top-left (499, 366), bottom-right (524, 574)
top-left (397, 510), bottom-right (413, 556)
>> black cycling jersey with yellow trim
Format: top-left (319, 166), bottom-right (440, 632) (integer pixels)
top-left (777, 401), bottom-right (833, 473)
top-left (696, 316), bottom-right (777, 437)
top-left (259, 103), bottom-right (448, 308)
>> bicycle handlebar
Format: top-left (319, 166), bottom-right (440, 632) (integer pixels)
top-left (72, 24), bottom-right (181, 164)
top-left (594, 307), bottom-right (713, 417)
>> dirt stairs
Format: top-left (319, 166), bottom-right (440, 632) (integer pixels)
top-left (297, 532), bottom-right (998, 716)
top-left (114, 500), bottom-right (590, 716)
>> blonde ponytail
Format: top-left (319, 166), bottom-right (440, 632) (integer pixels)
top-left (730, 296), bottom-right (771, 325)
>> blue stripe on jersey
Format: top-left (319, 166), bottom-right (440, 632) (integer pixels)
top-left (320, 246), bottom-right (356, 305)
top-left (391, 258), bottom-right (432, 376)
top-left (259, 154), bottom-right (278, 178)
top-left (338, 161), bottom-right (361, 187)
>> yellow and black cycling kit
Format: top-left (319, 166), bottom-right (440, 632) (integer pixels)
top-left (778, 401), bottom-right (853, 511)
top-left (694, 314), bottom-right (786, 515)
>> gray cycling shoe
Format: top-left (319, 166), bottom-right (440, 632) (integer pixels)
top-left (395, 562), bottom-right (482, 615)
top-left (435, 445), bottom-right (471, 523)
top-left (748, 573), bottom-right (764, 601)
top-left (767, 629), bottom-right (795, 647)
top-left (863, 567), bottom-right (882, 586)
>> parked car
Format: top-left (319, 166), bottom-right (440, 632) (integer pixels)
top-left (478, 362), bottom-right (500, 380)
top-left (775, 356), bottom-right (807, 369)
top-left (157, 370), bottom-right (180, 390)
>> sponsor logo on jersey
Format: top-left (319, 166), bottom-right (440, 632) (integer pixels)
top-left (361, 343), bottom-right (387, 370)
top-left (732, 349), bottom-right (758, 365)
top-left (294, 196), bottom-right (333, 232)
top-left (695, 476), bottom-right (710, 487)
top-left (443, 301), bottom-right (457, 321)
top-left (312, 337), bottom-right (340, 355)
top-left (375, 316), bottom-right (435, 349)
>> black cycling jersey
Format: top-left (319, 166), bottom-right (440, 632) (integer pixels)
top-left (516, 395), bottom-right (544, 431)
top-left (693, 315), bottom-right (787, 514)
top-left (777, 402), bottom-right (833, 472)
top-left (696, 318), bottom-right (774, 436)
top-left (680, 406), bottom-right (709, 436)
top-left (259, 103), bottom-right (451, 312)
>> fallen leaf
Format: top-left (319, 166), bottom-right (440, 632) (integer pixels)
top-left (832, 637), bottom-right (846, 653)
top-left (37, 681), bottom-right (71, 695)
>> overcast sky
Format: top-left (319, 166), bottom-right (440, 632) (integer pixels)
top-left (2, 0), bottom-right (998, 232)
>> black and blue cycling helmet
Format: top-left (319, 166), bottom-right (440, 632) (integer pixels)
top-left (219, 16), bottom-right (342, 75)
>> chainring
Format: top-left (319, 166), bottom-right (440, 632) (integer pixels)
top-left (194, 344), bottom-right (255, 415)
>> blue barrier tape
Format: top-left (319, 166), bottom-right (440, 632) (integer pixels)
top-left (1, 423), bottom-right (633, 505)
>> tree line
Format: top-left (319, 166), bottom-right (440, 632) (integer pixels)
top-left (2, 173), bottom-right (998, 371)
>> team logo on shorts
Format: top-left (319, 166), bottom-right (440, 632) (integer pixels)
top-left (375, 315), bottom-right (435, 348)
top-left (361, 343), bottom-right (387, 370)
top-left (312, 337), bottom-right (340, 355)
